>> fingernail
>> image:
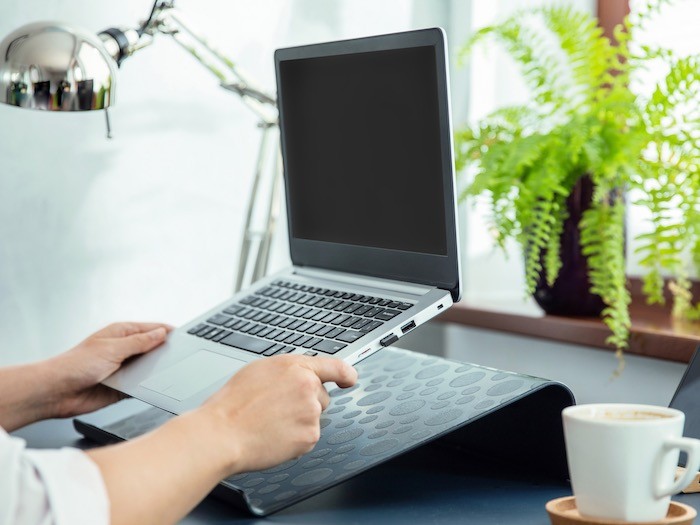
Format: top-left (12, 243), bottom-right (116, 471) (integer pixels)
top-left (150, 327), bottom-right (166, 340)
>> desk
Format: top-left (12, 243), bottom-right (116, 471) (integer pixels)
top-left (15, 412), bottom-right (700, 524)
top-left (12, 324), bottom-right (700, 523)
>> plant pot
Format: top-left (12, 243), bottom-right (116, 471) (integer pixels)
top-left (533, 176), bottom-right (606, 317)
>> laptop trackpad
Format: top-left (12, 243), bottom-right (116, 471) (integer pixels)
top-left (140, 350), bottom-right (245, 401)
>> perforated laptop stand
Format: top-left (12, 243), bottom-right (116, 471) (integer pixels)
top-left (74, 347), bottom-right (575, 516)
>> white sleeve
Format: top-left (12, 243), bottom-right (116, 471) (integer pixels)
top-left (0, 426), bottom-right (110, 525)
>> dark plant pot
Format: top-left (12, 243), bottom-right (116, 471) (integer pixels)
top-left (533, 176), bottom-right (606, 317)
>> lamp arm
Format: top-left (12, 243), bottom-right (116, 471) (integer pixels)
top-left (99, 3), bottom-right (277, 124)
top-left (148, 5), bottom-right (277, 124)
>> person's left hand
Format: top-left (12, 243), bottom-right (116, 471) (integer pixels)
top-left (45, 322), bottom-right (173, 418)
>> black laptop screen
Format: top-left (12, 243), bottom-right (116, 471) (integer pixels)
top-left (279, 45), bottom-right (448, 256)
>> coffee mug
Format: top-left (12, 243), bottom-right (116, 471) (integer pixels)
top-left (562, 403), bottom-right (700, 522)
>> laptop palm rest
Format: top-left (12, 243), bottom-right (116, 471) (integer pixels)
top-left (140, 350), bottom-right (245, 401)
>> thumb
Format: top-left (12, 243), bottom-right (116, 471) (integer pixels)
top-left (109, 327), bottom-right (168, 361)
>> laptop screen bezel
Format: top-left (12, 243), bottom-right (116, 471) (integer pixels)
top-left (274, 28), bottom-right (461, 301)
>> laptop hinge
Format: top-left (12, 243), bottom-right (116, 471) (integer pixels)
top-left (293, 266), bottom-right (434, 297)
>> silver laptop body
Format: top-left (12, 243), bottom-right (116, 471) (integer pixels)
top-left (103, 27), bottom-right (462, 415)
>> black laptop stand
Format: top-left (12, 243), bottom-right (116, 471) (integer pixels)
top-left (74, 347), bottom-right (575, 516)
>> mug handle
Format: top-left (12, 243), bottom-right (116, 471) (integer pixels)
top-left (654, 437), bottom-right (700, 498)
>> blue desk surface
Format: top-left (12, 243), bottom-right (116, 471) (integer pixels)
top-left (14, 411), bottom-right (700, 525)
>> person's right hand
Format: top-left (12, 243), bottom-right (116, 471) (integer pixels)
top-left (198, 354), bottom-right (358, 474)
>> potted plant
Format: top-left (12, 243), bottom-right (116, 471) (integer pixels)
top-left (455, 3), bottom-right (700, 365)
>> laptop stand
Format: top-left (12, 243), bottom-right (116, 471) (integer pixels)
top-left (74, 347), bottom-right (575, 516)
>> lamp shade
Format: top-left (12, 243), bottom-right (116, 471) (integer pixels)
top-left (0, 21), bottom-right (117, 111)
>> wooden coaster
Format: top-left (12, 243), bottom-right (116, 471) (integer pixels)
top-left (676, 467), bottom-right (700, 494)
top-left (546, 496), bottom-right (696, 525)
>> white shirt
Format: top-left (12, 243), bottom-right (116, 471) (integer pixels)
top-left (0, 426), bottom-right (109, 525)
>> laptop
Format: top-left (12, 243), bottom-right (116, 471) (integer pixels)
top-left (669, 345), bottom-right (700, 444)
top-left (103, 27), bottom-right (461, 415)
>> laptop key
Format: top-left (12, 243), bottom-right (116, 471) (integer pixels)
top-left (298, 321), bottom-right (316, 332)
top-left (188, 323), bottom-right (207, 334)
top-left (351, 318), bottom-right (372, 330)
top-left (278, 317), bottom-right (296, 329)
top-left (304, 351), bottom-right (319, 356)
top-left (315, 298), bottom-right (332, 309)
top-left (375, 309), bottom-right (400, 321)
top-left (337, 330), bottom-right (364, 343)
top-left (204, 328), bottom-right (223, 340)
top-left (212, 330), bottom-right (231, 342)
top-left (220, 333), bottom-right (275, 354)
top-left (196, 325), bottom-right (215, 337)
top-left (315, 325), bottom-right (335, 337)
top-left (360, 320), bottom-right (383, 333)
top-left (353, 305), bottom-right (372, 316)
top-left (388, 301), bottom-right (401, 308)
top-left (368, 297), bottom-right (381, 304)
top-left (325, 299), bottom-right (342, 309)
top-left (288, 319), bottom-right (305, 331)
top-left (378, 299), bottom-right (391, 306)
top-left (320, 312), bottom-right (341, 324)
top-left (251, 311), bottom-right (268, 322)
top-left (275, 330), bottom-right (293, 342)
top-left (331, 314), bottom-right (351, 326)
top-left (333, 301), bottom-right (352, 312)
top-left (231, 320), bottom-right (249, 331)
top-left (302, 308), bottom-right (320, 319)
top-left (207, 314), bottom-right (231, 326)
top-left (305, 296), bottom-right (323, 307)
top-left (286, 306), bottom-right (305, 317)
top-left (267, 316), bottom-right (285, 326)
top-left (363, 307), bottom-right (383, 317)
top-left (295, 335), bottom-right (313, 347)
top-left (341, 316), bottom-right (361, 327)
top-left (312, 310), bottom-right (330, 321)
top-left (305, 323), bottom-right (324, 335)
top-left (326, 327), bottom-right (345, 339)
top-left (265, 329), bottom-right (284, 340)
top-left (263, 344), bottom-right (287, 356)
top-left (303, 337), bottom-right (322, 348)
top-left (223, 305), bottom-right (244, 315)
top-left (343, 303), bottom-right (362, 314)
top-left (312, 340), bottom-right (347, 354)
top-left (240, 323), bottom-right (260, 334)
top-left (397, 303), bottom-right (412, 310)
top-left (257, 327), bottom-right (275, 338)
top-left (257, 287), bottom-right (274, 296)
top-left (248, 325), bottom-right (265, 336)
top-left (283, 333), bottom-right (304, 344)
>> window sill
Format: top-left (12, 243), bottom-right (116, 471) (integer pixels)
top-left (437, 289), bottom-right (700, 363)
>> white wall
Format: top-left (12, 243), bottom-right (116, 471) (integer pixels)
top-left (0, 0), bottom-right (452, 365)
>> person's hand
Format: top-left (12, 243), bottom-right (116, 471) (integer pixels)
top-left (88, 354), bottom-right (358, 525)
top-left (198, 354), bottom-right (358, 474)
top-left (45, 322), bottom-right (173, 418)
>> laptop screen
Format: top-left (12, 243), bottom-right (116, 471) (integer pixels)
top-left (275, 29), bottom-right (460, 300)
top-left (279, 46), bottom-right (447, 256)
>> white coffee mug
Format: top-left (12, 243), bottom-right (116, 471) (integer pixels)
top-left (562, 403), bottom-right (700, 522)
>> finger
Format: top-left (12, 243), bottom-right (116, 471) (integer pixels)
top-left (300, 357), bottom-right (358, 387)
top-left (317, 384), bottom-right (331, 411)
top-left (94, 322), bottom-right (174, 339)
top-left (107, 327), bottom-right (168, 361)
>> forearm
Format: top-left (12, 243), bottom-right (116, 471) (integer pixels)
top-left (87, 408), bottom-right (238, 525)
top-left (0, 361), bottom-right (56, 431)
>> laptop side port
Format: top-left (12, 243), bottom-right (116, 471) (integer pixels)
top-left (401, 321), bottom-right (416, 334)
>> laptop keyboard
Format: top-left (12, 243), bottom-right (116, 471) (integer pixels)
top-left (187, 280), bottom-right (413, 358)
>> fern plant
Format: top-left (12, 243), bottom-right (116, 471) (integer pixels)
top-left (455, 2), bottom-right (700, 365)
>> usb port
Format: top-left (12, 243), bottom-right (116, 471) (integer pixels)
top-left (401, 321), bottom-right (416, 334)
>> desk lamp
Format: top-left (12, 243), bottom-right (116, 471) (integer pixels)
top-left (0, 1), bottom-right (280, 292)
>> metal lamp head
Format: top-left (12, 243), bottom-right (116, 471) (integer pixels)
top-left (0, 21), bottom-right (117, 111)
